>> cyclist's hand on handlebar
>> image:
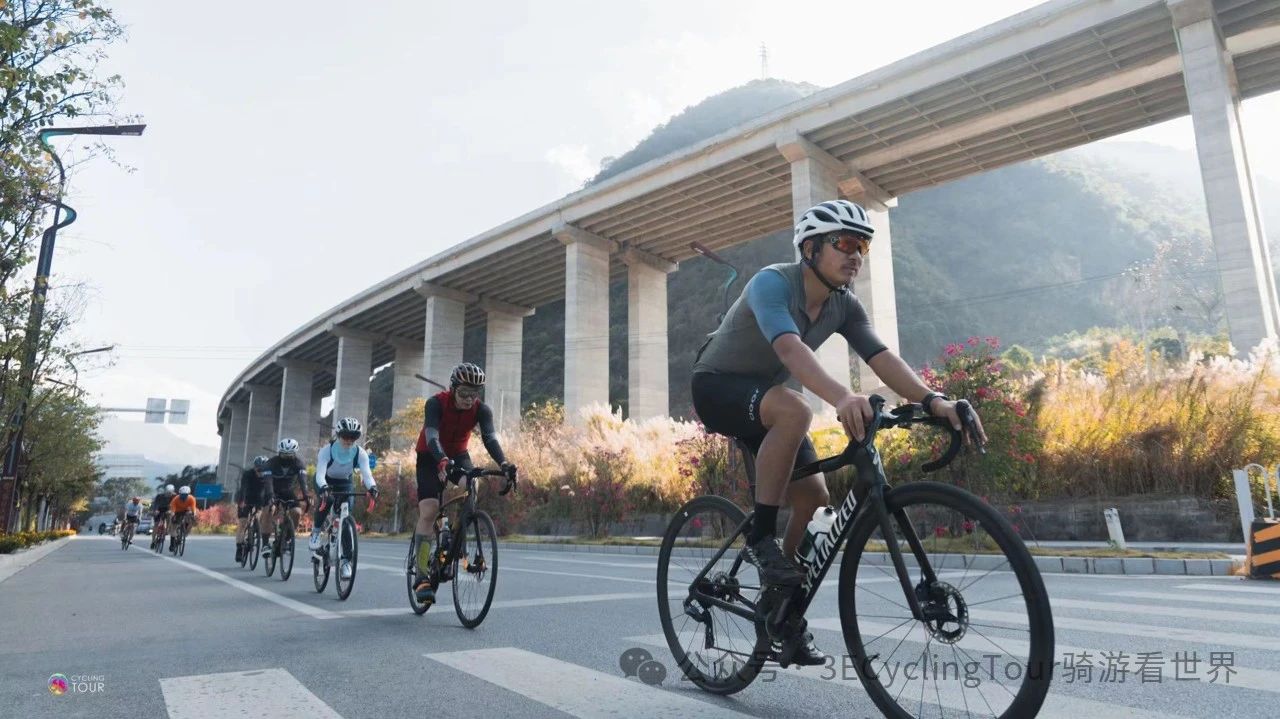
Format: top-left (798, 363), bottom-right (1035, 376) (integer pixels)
top-left (835, 393), bottom-right (874, 442)
top-left (934, 399), bottom-right (988, 445)
top-left (368, 486), bottom-right (380, 501)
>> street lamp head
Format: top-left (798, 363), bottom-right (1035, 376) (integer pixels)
top-left (37, 123), bottom-right (147, 149)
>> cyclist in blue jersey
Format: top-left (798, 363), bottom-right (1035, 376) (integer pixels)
top-left (309, 418), bottom-right (379, 580)
top-left (691, 199), bottom-right (987, 665)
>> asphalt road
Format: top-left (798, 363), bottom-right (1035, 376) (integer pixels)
top-left (2, 535), bottom-right (1279, 718)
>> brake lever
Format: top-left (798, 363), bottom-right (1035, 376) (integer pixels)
top-left (956, 400), bottom-right (987, 455)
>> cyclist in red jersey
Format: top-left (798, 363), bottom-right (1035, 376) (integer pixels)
top-left (413, 362), bottom-right (517, 603)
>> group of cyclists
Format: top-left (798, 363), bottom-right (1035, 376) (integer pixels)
top-left (110, 200), bottom-right (986, 667)
top-left (222, 362), bottom-right (518, 601)
top-left (114, 484), bottom-right (198, 550)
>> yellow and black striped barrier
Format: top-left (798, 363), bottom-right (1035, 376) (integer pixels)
top-left (1248, 520), bottom-right (1280, 579)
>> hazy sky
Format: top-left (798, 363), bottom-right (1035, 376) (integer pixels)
top-left (49, 0), bottom-right (1280, 453)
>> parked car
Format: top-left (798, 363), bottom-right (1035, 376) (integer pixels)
top-left (137, 518), bottom-right (153, 535)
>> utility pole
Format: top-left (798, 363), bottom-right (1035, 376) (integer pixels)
top-left (392, 461), bottom-right (402, 534)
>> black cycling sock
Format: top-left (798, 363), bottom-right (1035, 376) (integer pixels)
top-left (749, 503), bottom-right (779, 544)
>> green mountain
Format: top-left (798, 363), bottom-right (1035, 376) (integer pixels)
top-left (368, 80), bottom-right (1279, 422)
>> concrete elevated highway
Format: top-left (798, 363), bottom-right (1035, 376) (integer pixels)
top-left (216, 0), bottom-right (1280, 492)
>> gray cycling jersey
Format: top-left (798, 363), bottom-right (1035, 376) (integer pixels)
top-left (692, 262), bottom-right (887, 384)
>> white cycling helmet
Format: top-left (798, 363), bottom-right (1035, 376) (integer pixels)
top-left (450, 362), bottom-right (485, 388)
top-left (277, 438), bottom-right (298, 455)
top-left (179, 485), bottom-right (190, 495)
top-left (335, 417), bottom-right (362, 437)
top-left (793, 200), bottom-right (874, 248)
top-left (166, 484), bottom-right (175, 493)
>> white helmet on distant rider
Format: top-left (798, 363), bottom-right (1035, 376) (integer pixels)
top-left (277, 438), bottom-right (299, 456)
top-left (179, 486), bottom-right (190, 495)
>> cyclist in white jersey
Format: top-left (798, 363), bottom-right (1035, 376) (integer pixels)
top-left (309, 417), bottom-right (379, 579)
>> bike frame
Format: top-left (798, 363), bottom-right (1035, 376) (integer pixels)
top-left (683, 410), bottom-right (958, 628)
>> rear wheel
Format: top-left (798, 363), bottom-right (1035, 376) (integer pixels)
top-left (656, 495), bottom-right (767, 695)
top-left (177, 527), bottom-right (187, 557)
top-left (263, 522), bottom-right (278, 577)
top-left (335, 516), bottom-right (358, 600)
top-left (453, 511), bottom-right (498, 628)
top-left (839, 482), bottom-right (1054, 719)
top-left (278, 517), bottom-right (296, 581)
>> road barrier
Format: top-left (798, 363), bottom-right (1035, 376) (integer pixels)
top-left (1233, 464), bottom-right (1280, 580)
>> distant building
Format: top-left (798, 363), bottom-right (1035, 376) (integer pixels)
top-left (95, 453), bottom-right (148, 481)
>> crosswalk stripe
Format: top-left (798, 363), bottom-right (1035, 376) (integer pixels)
top-left (142, 550), bottom-right (340, 620)
top-left (807, 618), bottom-right (1278, 695)
top-left (624, 633), bottom-right (1190, 719)
top-left (424, 647), bottom-right (753, 718)
top-left (1109, 590), bottom-right (1276, 608)
top-left (1178, 582), bottom-right (1280, 595)
top-left (970, 609), bottom-right (1279, 651)
top-left (160, 668), bottom-right (342, 719)
top-left (1044, 598), bottom-right (1280, 626)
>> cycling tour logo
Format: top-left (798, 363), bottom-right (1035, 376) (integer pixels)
top-left (47, 674), bottom-right (68, 696)
top-left (47, 672), bottom-right (105, 696)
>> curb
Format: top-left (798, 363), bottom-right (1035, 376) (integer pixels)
top-left (496, 541), bottom-right (1242, 576)
top-left (0, 536), bottom-right (74, 585)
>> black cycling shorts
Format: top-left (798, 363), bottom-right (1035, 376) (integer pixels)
top-left (690, 372), bottom-right (818, 477)
top-left (125, 515), bottom-right (139, 525)
top-left (416, 451), bottom-right (473, 502)
top-left (236, 501), bottom-right (266, 519)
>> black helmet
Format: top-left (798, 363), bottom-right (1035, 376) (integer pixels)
top-left (450, 362), bottom-right (485, 388)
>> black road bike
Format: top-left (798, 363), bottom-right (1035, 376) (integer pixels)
top-left (656, 396), bottom-right (1054, 718)
top-left (406, 467), bottom-right (509, 627)
top-left (241, 506), bottom-right (261, 570)
top-left (262, 497), bottom-right (299, 581)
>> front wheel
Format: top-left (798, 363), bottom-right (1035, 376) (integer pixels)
top-left (247, 524), bottom-right (261, 571)
top-left (839, 482), bottom-right (1054, 719)
top-left (656, 495), bottom-right (767, 696)
top-left (278, 517), bottom-right (296, 581)
top-left (335, 516), bottom-right (358, 600)
top-left (453, 510), bottom-right (498, 629)
top-left (263, 527), bottom-right (277, 577)
top-left (178, 527), bottom-right (187, 557)
top-left (407, 534), bottom-right (432, 615)
top-left (313, 538), bottom-right (330, 594)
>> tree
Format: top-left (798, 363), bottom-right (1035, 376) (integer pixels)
top-left (99, 476), bottom-right (149, 517)
top-left (18, 383), bottom-right (101, 529)
top-left (157, 465), bottom-right (217, 489)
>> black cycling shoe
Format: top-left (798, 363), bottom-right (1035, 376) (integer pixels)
top-left (743, 536), bottom-right (804, 587)
top-left (414, 579), bottom-right (436, 604)
top-left (779, 631), bottom-right (827, 668)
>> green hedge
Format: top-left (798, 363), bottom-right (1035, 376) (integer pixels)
top-left (0, 529), bottom-right (75, 554)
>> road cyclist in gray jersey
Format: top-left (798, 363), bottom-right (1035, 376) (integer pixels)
top-left (690, 199), bottom-right (988, 665)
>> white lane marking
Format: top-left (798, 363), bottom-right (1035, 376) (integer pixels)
top-left (160, 668), bottom-right (342, 719)
top-left (425, 647), bottom-right (752, 718)
top-left (1178, 582), bottom-right (1280, 595)
top-left (1109, 590), bottom-right (1277, 608)
top-left (337, 592), bottom-right (654, 617)
top-left (625, 633), bottom-right (1188, 719)
top-left (512, 554), bottom-right (658, 569)
top-left (1044, 597), bottom-right (1280, 626)
top-left (503, 566), bottom-right (655, 585)
top-left (142, 550), bottom-right (340, 620)
top-left (971, 609), bottom-right (1279, 651)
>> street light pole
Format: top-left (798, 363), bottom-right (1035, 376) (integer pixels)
top-left (1, 125), bottom-right (144, 532)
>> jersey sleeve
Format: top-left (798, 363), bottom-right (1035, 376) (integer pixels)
top-left (839, 294), bottom-right (889, 362)
top-left (423, 396), bottom-right (445, 457)
top-left (476, 403), bottom-right (507, 464)
top-left (356, 447), bottom-right (375, 489)
top-left (745, 269), bottom-right (800, 344)
top-left (314, 444), bottom-right (330, 489)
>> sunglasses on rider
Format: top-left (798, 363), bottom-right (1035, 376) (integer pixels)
top-left (337, 431), bottom-right (360, 441)
top-left (454, 386), bottom-right (481, 400)
top-left (825, 231), bottom-right (871, 256)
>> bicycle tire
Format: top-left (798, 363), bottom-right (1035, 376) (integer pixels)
top-left (839, 482), bottom-right (1054, 719)
top-left (407, 534), bottom-right (432, 615)
top-left (278, 516), bottom-right (295, 581)
top-left (247, 524), bottom-right (261, 570)
top-left (657, 495), bottom-right (767, 695)
top-left (453, 510), bottom-right (498, 629)
top-left (263, 528), bottom-right (277, 577)
top-left (178, 528), bottom-right (187, 557)
top-left (336, 516), bottom-right (358, 600)
top-left (313, 539), bottom-right (330, 593)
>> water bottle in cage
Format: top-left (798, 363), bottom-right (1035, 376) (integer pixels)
top-left (796, 506), bottom-right (837, 568)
